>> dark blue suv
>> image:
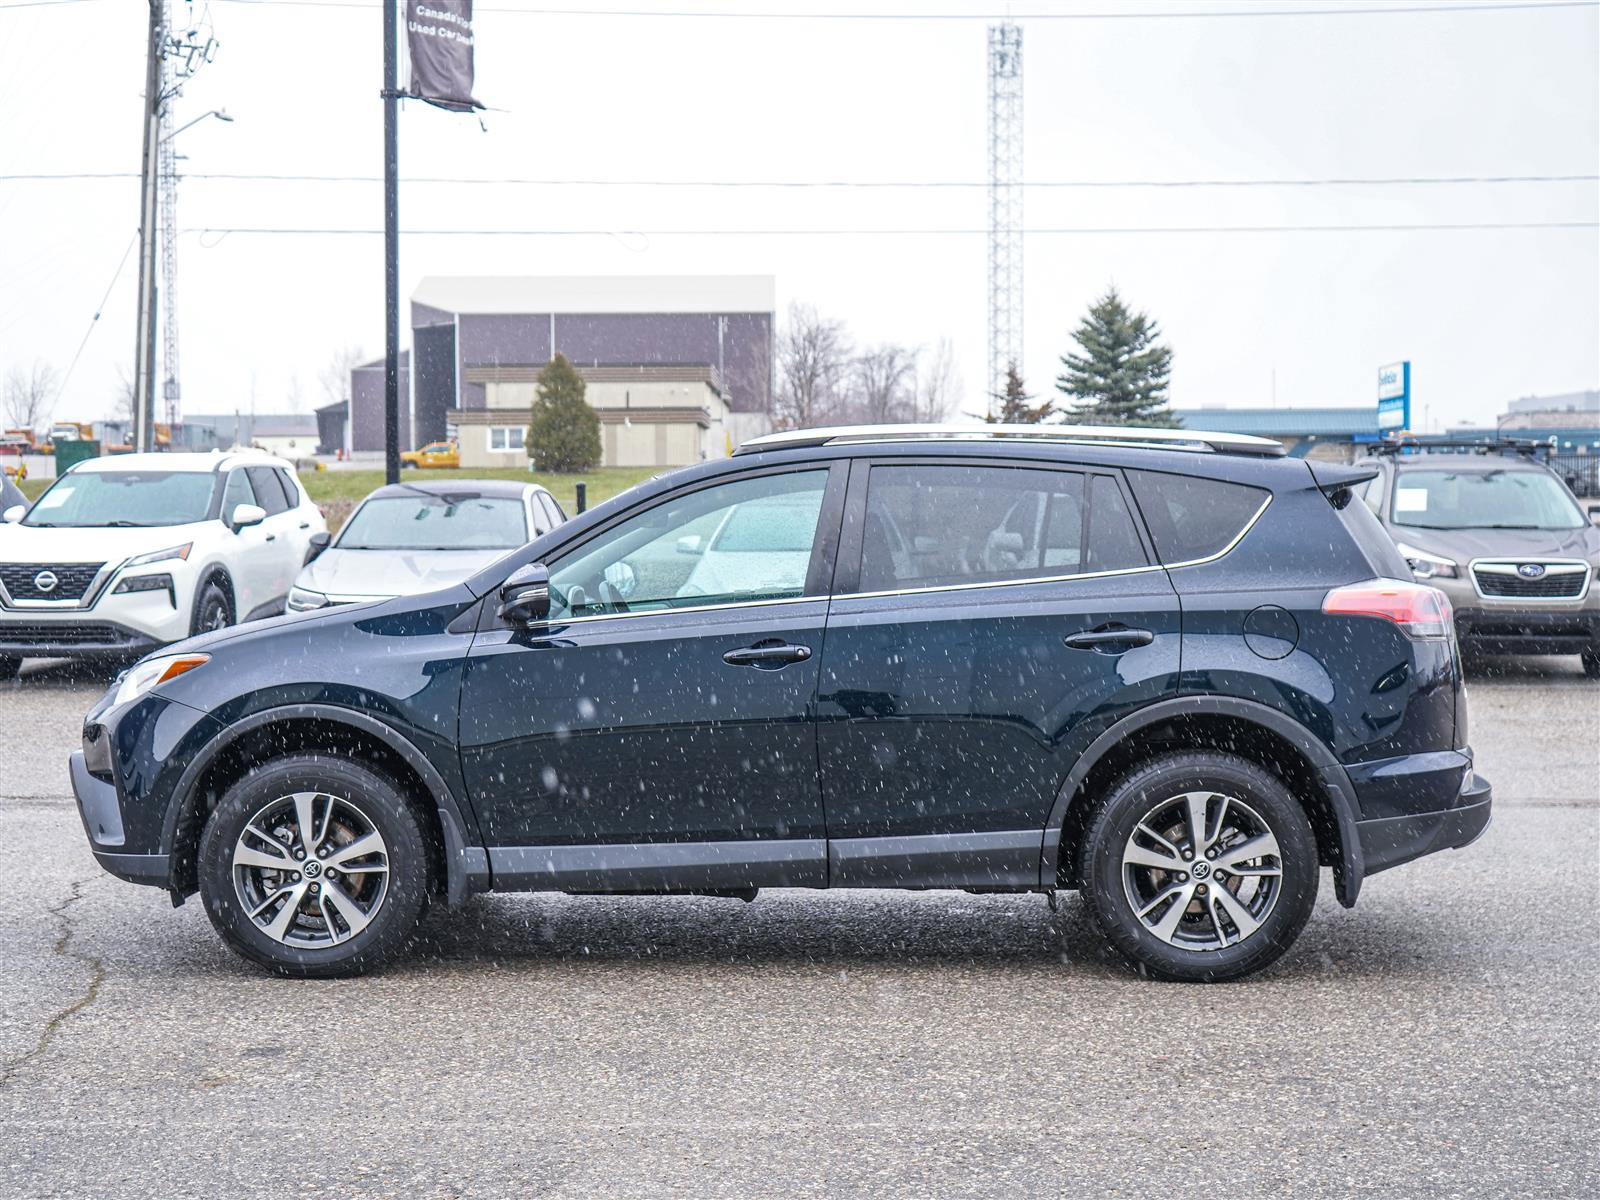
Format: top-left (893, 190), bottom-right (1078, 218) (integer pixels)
top-left (69, 425), bottom-right (1492, 982)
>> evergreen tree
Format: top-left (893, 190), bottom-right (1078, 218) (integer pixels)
top-left (985, 363), bottom-right (1055, 424)
top-left (527, 353), bottom-right (601, 473)
top-left (1055, 287), bottom-right (1179, 427)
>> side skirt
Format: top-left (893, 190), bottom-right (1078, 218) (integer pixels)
top-left (829, 830), bottom-right (1043, 890)
top-left (488, 839), bottom-right (827, 892)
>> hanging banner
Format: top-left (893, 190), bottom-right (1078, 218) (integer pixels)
top-left (406, 1), bottom-right (482, 112)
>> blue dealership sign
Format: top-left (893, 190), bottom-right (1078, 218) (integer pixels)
top-left (1378, 361), bottom-right (1410, 433)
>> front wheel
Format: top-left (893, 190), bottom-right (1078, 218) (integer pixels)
top-left (197, 756), bottom-right (431, 977)
top-left (1581, 647), bottom-right (1600, 680)
top-left (190, 578), bottom-right (233, 637)
top-left (1078, 751), bottom-right (1319, 983)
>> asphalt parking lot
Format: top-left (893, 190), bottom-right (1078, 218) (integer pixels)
top-left (2, 658), bottom-right (1596, 1199)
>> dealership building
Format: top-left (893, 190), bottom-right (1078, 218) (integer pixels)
top-left (339, 275), bottom-right (774, 467)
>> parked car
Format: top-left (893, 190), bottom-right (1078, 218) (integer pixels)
top-left (1356, 448), bottom-right (1600, 676)
top-left (400, 441), bottom-right (460, 470)
top-left (69, 424), bottom-right (1491, 982)
top-left (0, 451), bottom-right (326, 676)
top-left (288, 480), bottom-right (566, 611)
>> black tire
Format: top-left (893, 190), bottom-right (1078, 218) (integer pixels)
top-left (1077, 751), bottom-right (1319, 983)
top-left (190, 577), bottom-right (233, 637)
top-left (1581, 648), bottom-right (1600, 680)
top-left (0, 655), bottom-right (20, 680)
top-left (197, 756), bottom-right (431, 978)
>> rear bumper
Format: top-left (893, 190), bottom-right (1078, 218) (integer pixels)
top-left (69, 750), bottom-right (170, 888)
top-left (1355, 769), bottom-right (1492, 878)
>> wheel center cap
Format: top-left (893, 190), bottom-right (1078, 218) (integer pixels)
top-left (302, 860), bottom-right (322, 878)
top-left (1191, 860), bottom-right (1211, 879)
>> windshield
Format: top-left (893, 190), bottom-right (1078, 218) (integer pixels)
top-left (337, 494), bottom-right (528, 551)
top-left (21, 471), bottom-right (215, 528)
top-left (1391, 468), bottom-right (1585, 531)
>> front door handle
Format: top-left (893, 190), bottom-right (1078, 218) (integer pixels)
top-left (299, 521), bottom-right (311, 530)
top-left (1064, 625), bottom-right (1155, 653)
top-left (264, 533), bottom-right (277, 542)
top-left (723, 642), bottom-right (813, 669)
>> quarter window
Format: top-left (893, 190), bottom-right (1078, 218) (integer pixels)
top-left (547, 471), bottom-right (829, 618)
top-left (1126, 471), bottom-right (1269, 564)
top-left (858, 465), bottom-right (1087, 592)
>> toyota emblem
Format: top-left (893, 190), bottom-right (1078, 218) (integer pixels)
top-left (1517, 563), bottom-right (1546, 580)
top-left (33, 570), bottom-right (58, 593)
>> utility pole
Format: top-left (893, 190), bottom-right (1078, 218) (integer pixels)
top-left (382, 0), bottom-right (401, 485)
top-left (133, 0), bottom-right (165, 454)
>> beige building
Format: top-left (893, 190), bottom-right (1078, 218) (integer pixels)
top-left (448, 364), bottom-right (734, 470)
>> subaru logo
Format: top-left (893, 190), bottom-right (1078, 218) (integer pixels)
top-left (33, 570), bottom-right (58, 593)
top-left (1517, 563), bottom-right (1546, 579)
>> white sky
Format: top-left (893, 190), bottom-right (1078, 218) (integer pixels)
top-left (1, 0), bottom-right (1596, 431)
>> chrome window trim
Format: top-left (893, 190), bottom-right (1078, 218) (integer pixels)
top-left (1468, 558), bottom-right (1592, 604)
top-left (526, 593), bottom-right (819, 628)
top-left (839, 562), bottom-right (1165, 604)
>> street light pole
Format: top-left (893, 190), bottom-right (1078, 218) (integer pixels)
top-left (132, 0), bottom-right (165, 454)
top-left (382, 0), bottom-right (401, 486)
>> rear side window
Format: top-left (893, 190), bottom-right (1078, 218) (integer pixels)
top-left (276, 468), bottom-right (303, 508)
top-left (859, 465), bottom-right (1086, 591)
top-left (1127, 471), bottom-right (1269, 564)
top-left (1086, 475), bottom-right (1149, 572)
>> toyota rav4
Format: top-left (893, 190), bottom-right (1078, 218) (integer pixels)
top-left (68, 425), bottom-right (1491, 982)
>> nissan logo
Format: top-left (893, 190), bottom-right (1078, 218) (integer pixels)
top-left (1517, 563), bottom-right (1546, 579)
top-left (33, 570), bottom-right (58, 593)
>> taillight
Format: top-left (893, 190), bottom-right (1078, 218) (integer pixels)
top-left (1323, 579), bottom-right (1454, 640)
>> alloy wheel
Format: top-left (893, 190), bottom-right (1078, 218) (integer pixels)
top-left (231, 791), bottom-right (390, 948)
top-left (1121, 790), bottom-right (1283, 951)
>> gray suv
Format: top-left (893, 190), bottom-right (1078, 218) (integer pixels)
top-left (1357, 447), bottom-right (1600, 676)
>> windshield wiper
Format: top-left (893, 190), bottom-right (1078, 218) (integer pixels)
top-left (103, 519), bottom-right (157, 527)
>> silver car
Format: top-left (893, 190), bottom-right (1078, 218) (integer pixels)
top-left (288, 480), bottom-right (566, 612)
top-left (1356, 449), bottom-right (1600, 676)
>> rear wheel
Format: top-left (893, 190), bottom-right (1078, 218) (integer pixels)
top-left (1078, 751), bottom-right (1319, 983)
top-left (190, 578), bottom-right (232, 637)
top-left (197, 756), bottom-right (431, 977)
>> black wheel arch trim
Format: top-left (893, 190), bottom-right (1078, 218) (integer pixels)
top-left (159, 702), bottom-right (488, 906)
top-left (1039, 694), bottom-right (1366, 907)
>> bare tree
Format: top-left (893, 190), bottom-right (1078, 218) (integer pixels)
top-left (774, 303), bottom-right (852, 430)
top-left (318, 344), bottom-right (366, 409)
top-left (850, 343), bottom-right (918, 425)
top-left (911, 336), bottom-right (961, 423)
top-left (112, 368), bottom-right (137, 427)
top-left (3, 360), bottom-right (58, 431)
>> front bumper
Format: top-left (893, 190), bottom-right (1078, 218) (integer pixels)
top-left (69, 750), bottom-right (170, 887)
top-left (1452, 606), bottom-right (1600, 656)
top-left (0, 619), bottom-right (162, 659)
top-left (1, 574), bottom-right (195, 657)
top-left (1355, 768), bottom-right (1492, 878)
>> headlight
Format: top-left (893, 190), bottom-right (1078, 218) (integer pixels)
top-left (113, 572), bottom-right (174, 597)
top-left (112, 652), bottom-right (210, 708)
top-left (287, 586), bottom-right (328, 611)
top-left (1395, 542), bottom-right (1459, 580)
top-left (124, 543), bottom-right (192, 567)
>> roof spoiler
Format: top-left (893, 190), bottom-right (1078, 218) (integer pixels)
top-left (1307, 461), bottom-right (1379, 497)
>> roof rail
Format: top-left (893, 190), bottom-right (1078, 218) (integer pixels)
top-left (736, 422), bottom-right (1286, 458)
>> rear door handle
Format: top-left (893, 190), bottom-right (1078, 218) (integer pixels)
top-left (264, 533), bottom-right (277, 542)
top-left (1064, 625), bottom-right (1155, 653)
top-left (723, 643), bottom-right (812, 669)
top-left (299, 521), bottom-right (311, 530)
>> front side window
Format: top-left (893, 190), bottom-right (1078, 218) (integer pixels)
top-left (338, 494), bottom-right (530, 550)
top-left (489, 426), bottom-right (525, 452)
top-left (21, 470), bottom-right (216, 528)
top-left (222, 469), bottom-right (258, 521)
top-left (1390, 468), bottom-right (1585, 530)
top-left (547, 471), bottom-right (829, 619)
top-left (859, 465), bottom-right (1087, 592)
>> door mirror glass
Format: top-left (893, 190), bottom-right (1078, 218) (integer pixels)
top-left (499, 562), bottom-right (551, 625)
top-left (307, 531), bottom-right (332, 559)
top-left (230, 503), bottom-right (267, 531)
top-left (1, 504), bottom-right (23, 524)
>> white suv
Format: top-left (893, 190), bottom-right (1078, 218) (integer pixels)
top-left (0, 451), bottom-right (326, 675)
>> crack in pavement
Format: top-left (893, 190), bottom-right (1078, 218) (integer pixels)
top-left (0, 876), bottom-right (107, 1089)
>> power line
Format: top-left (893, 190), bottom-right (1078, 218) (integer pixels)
top-left (50, 231), bottom-right (138, 412)
top-left (184, 220), bottom-right (1598, 236)
top-left (203, 0), bottom-right (1599, 18)
top-left (8, 171), bottom-right (1597, 188)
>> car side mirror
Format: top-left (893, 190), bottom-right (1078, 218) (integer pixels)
top-left (230, 503), bottom-right (267, 531)
top-left (498, 562), bottom-right (551, 625)
top-left (307, 531), bottom-right (332, 560)
top-left (1588, 504), bottom-right (1600, 522)
top-left (1, 504), bottom-right (23, 524)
